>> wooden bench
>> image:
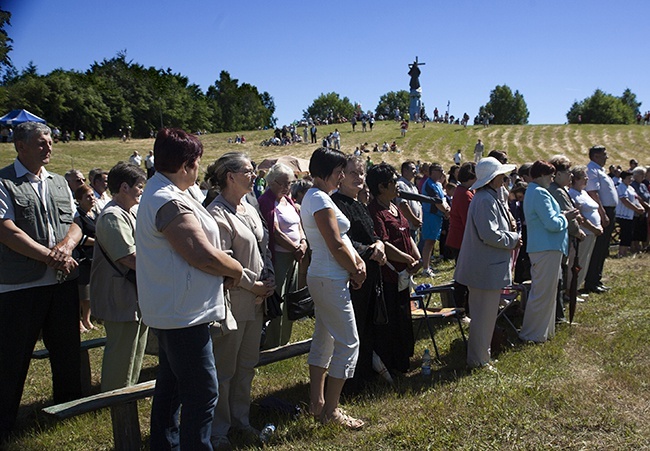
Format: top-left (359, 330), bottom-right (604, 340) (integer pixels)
top-left (31, 337), bottom-right (107, 359)
top-left (42, 338), bottom-right (312, 450)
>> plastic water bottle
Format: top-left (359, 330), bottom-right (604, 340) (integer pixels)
top-left (421, 349), bottom-right (432, 377)
top-left (259, 423), bottom-right (275, 444)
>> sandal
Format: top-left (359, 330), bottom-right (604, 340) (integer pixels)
top-left (320, 408), bottom-right (364, 430)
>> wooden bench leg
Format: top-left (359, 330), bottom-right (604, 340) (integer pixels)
top-left (110, 402), bottom-right (142, 451)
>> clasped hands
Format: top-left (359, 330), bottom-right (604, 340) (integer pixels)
top-left (46, 244), bottom-right (78, 274)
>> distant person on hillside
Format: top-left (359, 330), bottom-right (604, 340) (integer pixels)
top-left (473, 139), bottom-right (485, 163)
top-left (400, 120), bottom-right (408, 137)
top-left (145, 150), bottom-right (155, 179)
top-left (310, 124), bottom-right (317, 143)
top-left (129, 151), bottom-right (142, 167)
top-left (454, 149), bottom-right (462, 165)
top-left (332, 129), bottom-right (341, 150)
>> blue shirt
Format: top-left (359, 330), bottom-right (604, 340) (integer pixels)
top-left (524, 182), bottom-right (569, 255)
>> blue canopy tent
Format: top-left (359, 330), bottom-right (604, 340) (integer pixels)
top-left (0, 109), bottom-right (47, 125)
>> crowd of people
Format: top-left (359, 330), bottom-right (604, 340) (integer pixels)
top-left (2, 122), bottom-right (648, 448)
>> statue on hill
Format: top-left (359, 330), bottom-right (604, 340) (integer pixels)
top-left (408, 57), bottom-right (424, 90)
top-left (408, 57), bottom-right (425, 121)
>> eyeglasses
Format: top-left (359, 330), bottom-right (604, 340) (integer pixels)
top-left (236, 168), bottom-right (256, 177)
top-left (273, 179), bottom-right (293, 188)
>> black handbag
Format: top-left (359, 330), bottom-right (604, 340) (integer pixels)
top-left (285, 261), bottom-right (314, 321)
top-left (265, 291), bottom-right (283, 320)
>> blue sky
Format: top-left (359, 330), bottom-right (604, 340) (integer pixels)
top-left (4, 0), bottom-right (648, 126)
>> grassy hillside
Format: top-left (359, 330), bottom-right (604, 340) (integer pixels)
top-left (2, 121), bottom-right (650, 178)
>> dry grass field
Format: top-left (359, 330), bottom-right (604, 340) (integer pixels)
top-left (2, 121), bottom-right (650, 179)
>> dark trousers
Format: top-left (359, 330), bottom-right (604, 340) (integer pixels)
top-left (0, 281), bottom-right (81, 434)
top-left (374, 281), bottom-right (414, 373)
top-left (149, 324), bottom-right (217, 451)
top-left (585, 206), bottom-right (616, 289)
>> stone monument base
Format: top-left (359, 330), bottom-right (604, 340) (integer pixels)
top-left (409, 88), bottom-right (422, 122)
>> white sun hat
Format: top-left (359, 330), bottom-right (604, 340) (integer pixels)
top-left (471, 157), bottom-right (517, 190)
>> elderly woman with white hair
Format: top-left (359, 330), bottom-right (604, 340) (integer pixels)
top-left (454, 157), bottom-right (521, 370)
top-left (258, 163), bottom-right (308, 349)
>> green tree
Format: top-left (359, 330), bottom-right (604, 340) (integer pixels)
top-left (620, 88), bottom-right (642, 116)
top-left (304, 92), bottom-right (355, 122)
top-left (566, 89), bottom-right (635, 124)
top-left (0, 9), bottom-right (13, 83)
top-left (479, 84), bottom-right (529, 125)
top-left (375, 90), bottom-right (410, 119)
top-left (206, 71), bottom-right (273, 132)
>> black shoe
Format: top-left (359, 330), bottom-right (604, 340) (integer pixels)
top-left (584, 286), bottom-right (606, 294)
top-left (597, 284), bottom-right (611, 291)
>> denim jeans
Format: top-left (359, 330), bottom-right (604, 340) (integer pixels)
top-left (149, 324), bottom-right (218, 451)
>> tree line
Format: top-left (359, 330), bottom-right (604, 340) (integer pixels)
top-left (0, 52), bottom-right (276, 139)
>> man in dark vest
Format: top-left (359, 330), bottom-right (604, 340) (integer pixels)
top-left (0, 122), bottom-right (82, 441)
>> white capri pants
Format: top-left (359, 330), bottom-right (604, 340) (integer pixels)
top-left (306, 275), bottom-right (359, 379)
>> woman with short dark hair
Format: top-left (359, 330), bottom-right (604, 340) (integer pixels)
top-left (367, 163), bottom-right (421, 373)
top-left (301, 147), bottom-right (366, 429)
top-left (137, 128), bottom-right (243, 450)
top-left (90, 162), bottom-right (147, 392)
top-left (519, 160), bottom-right (578, 343)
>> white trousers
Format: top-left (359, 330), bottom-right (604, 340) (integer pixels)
top-left (519, 250), bottom-right (563, 343)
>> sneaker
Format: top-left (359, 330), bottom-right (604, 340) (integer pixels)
top-left (421, 268), bottom-right (435, 277)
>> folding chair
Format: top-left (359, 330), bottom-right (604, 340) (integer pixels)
top-left (410, 283), bottom-right (468, 361)
top-left (496, 282), bottom-right (530, 335)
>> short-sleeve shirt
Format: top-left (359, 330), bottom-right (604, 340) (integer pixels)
top-left (95, 201), bottom-right (137, 262)
top-left (368, 198), bottom-right (414, 284)
top-left (300, 188), bottom-right (354, 280)
top-left (274, 199), bottom-right (301, 252)
top-left (395, 176), bottom-right (423, 230)
top-left (615, 183), bottom-right (639, 220)
top-left (585, 160), bottom-right (618, 208)
top-left (569, 188), bottom-right (601, 235)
